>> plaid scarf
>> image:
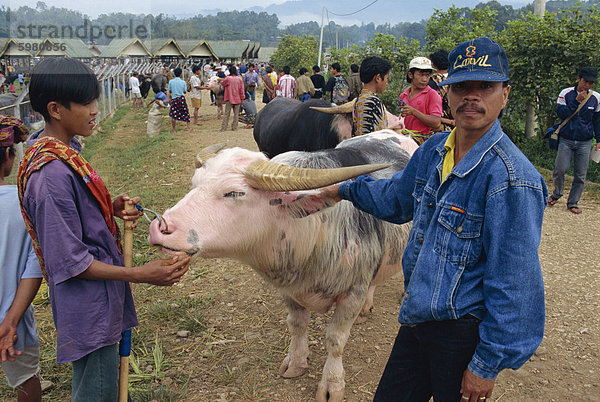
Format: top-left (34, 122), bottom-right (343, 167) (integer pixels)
top-left (0, 115), bottom-right (29, 147)
top-left (17, 137), bottom-right (121, 280)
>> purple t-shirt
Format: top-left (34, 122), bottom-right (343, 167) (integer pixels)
top-left (21, 135), bottom-right (137, 364)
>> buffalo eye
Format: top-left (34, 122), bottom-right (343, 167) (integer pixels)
top-left (223, 191), bottom-right (245, 198)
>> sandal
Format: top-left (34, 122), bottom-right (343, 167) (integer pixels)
top-left (568, 206), bottom-right (582, 215)
top-left (547, 195), bottom-right (559, 207)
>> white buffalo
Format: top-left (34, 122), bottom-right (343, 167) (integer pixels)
top-left (149, 131), bottom-right (415, 401)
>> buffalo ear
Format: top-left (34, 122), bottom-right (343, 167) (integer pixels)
top-left (267, 191), bottom-right (338, 219)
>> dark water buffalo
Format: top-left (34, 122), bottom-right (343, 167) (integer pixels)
top-left (253, 97), bottom-right (354, 158)
top-left (139, 74), bottom-right (152, 98)
top-left (151, 73), bottom-right (168, 94)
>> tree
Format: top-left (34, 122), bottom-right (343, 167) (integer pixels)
top-left (499, 6), bottom-right (600, 138)
top-left (425, 5), bottom-right (499, 52)
top-left (270, 34), bottom-right (319, 76)
top-left (35, 2), bottom-right (47, 12)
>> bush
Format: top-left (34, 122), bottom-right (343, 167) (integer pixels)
top-left (509, 133), bottom-right (600, 184)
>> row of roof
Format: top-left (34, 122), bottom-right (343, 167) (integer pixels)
top-left (0, 38), bottom-right (264, 61)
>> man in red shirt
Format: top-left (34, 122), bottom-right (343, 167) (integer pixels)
top-left (221, 65), bottom-right (245, 131)
top-left (399, 57), bottom-right (442, 143)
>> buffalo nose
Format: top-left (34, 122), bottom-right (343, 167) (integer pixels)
top-left (158, 217), bottom-right (173, 234)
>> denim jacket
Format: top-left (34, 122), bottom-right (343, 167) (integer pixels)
top-left (339, 120), bottom-right (547, 380)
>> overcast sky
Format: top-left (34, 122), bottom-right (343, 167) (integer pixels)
top-left (6, 0), bottom-right (533, 25)
top-left (7, 0), bottom-right (289, 18)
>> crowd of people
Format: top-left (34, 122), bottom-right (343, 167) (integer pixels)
top-left (146, 55), bottom-right (453, 140)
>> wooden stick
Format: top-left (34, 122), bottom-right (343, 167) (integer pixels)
top-left (122, 203), bottom-right (135, 268)
top-left (118, 202), bottom-right (136, 402)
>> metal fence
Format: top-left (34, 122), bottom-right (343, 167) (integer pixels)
top-left (94, 61), bottom-right (164, 121)
top-left (0, 61), bottom-right (169, 159)
top-left (0, 61), bottom-right (170, 126)
top-left (0, 89), bottom-right (39, 160)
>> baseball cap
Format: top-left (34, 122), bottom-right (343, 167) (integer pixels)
top-left (579, 67), bottom-right (598, 83)
top-left (439, 37), bottom-right (509, 86)
top-left (408, 57), bottom-right (434, 71)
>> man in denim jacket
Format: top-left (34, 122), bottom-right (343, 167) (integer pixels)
top-left (319, 38), bottom-right (547, 401)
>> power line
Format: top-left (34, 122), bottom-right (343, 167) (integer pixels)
top-left (322, 0), bottom-right (379, 49)
top-left (326, 0), bottom-right (379, 17)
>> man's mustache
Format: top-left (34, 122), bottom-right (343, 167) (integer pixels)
top-left (457, 103), bottom-right (485, 114)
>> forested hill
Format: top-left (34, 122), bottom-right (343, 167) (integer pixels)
top-left (2, 0), bottom-right (599, 47)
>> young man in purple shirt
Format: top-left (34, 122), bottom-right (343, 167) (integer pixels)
top-left (19, 57), bottom-right (190, 401)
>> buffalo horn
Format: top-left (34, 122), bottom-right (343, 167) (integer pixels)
top-left (309, 99), bottom-right (356, 114)
top-left (244, 160), bottom-right (391, 191)
top-left (195, 143), bottom-right (228, 168)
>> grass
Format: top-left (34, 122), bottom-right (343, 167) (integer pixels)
top-left (146, 295), bottom-right (211, 333)
top-left (511, 134), bottom-right (600, 200)
top-left (513, 135), bottom-right (600, 184)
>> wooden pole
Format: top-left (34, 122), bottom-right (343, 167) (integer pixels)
top-left (118, 202), bottom-right (136, 402)
top-left (525, 0), bottom-right (546, 138)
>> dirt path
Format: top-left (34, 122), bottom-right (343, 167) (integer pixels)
top-left (150, 97), bottom-right (600, 401)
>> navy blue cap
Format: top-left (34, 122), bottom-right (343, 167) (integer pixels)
top-left (579, 67), bottom-right (598, 83)
top-left (439, 37), bottom-right (509, 86)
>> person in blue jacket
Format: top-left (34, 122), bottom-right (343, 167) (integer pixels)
top-left (319, 37), bottom-right (547, 402)
top-left (548, 66), bottom-right (600, 214)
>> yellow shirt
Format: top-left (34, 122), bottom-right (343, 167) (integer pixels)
top-left (441, 128), bottom-right (456, 182)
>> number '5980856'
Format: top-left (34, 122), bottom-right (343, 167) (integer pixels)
top-left (17, 42), bottom-right (67, 52)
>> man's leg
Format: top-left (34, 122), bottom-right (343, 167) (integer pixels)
top-left (1, 346), bottom-right (41, 402)
top-left (567, 139), bottom-right (592, 208)
top-left (551, 138), bottom-right (574, 200)
top-left (231, 104), bottom-right (240, 130)
top-left (221, 101), bottom-right (232, 131)
top-left (422, 316), bottom-right (481, 402)
top-left (16, 374), bottom-right (41, 402)
top-left (373, 325), bottom-right (432, 402)
top-left (72, 344), bottom-right (120, 402)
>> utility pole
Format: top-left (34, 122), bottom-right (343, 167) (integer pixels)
top-left (318, 7), bottom-right (325, 68)
top-left (534, 0), bottom-right (546, 15)
top-left (525, 0), bottom-right (546, 138)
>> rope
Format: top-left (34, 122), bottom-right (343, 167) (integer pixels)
top-left (135, 203), bottom-right (169, 233)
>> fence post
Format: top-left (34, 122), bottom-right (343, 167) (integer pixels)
top-left (109, 78), bottom-right (114, 115)
top-left (101, 78), bottom-right (107, 120)
top-left (111, 77), bottom-right (116, 113)
top-left (13, 88), bottom-right (29, 161)
top-left (121, 75), bottom-right (126, 105)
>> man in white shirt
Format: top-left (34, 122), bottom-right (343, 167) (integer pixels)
top-left (129, 72), bottom-right (142, 111)
top-left (190, 65), bottom-right (206, 126)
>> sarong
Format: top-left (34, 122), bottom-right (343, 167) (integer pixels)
top-left (169, 95), bottom-right (190, 122)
